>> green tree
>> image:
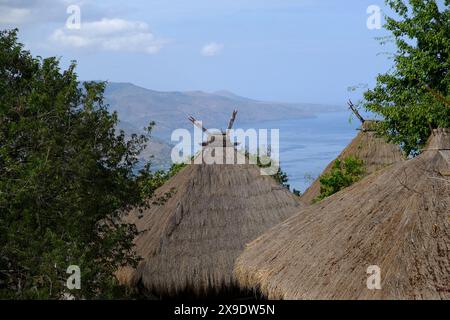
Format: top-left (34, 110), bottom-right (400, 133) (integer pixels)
top-left (313, 156), bottom-right (364, 203)
top-left (137, 162), bottom-right (186, 200)
top-left (272, 168), bottom-right (290, 189)
top-left (363, 0), bottom-right (450, 156)
top-left (0, 29), bottom-right (164, 299)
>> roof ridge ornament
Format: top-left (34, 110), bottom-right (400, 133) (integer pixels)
top-left (188, 109), bottom-right (239, 147)
top-left (347, 99), bottom-right (365, 124)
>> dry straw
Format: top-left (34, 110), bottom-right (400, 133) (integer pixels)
top-left (235, 128), bottom-right (450, 300)
top-left (117, 115), bottom-right (304, 296)
top-left (300, 120), bottom-right (405, 204)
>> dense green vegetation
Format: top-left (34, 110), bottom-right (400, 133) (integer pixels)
top-left (137, 162), bottom-right (186, 201)
top-left (363, 0), bottom-right (450, 156)
top-left (0, 29), bottom-right (178, 299)
top-left (313, 156), bottom-right (365, 203)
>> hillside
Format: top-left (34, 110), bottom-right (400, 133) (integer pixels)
top-left (104, 82), bottom-right (345, 169)
top-left (104, 82), bottom-right (343, 140)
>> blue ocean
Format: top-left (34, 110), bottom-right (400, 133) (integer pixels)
top-left (239, 112), bottom-right (359, 192)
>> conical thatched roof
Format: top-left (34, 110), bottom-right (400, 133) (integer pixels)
top-left (300, 119), bottom-right (404, 204)
top-left (235, 128), bottom-right (450, 300)
top-left (117, 113), bottom-right (303, 296)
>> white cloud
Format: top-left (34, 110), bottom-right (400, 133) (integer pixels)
top-left (50, 18), bottom-right (166, 54)
top-left (0, 0), bottom-right (69, 25)
top-left (201, 42), bottom-right (224, 57)
top-left (0, 6), bottom-right (31, 24)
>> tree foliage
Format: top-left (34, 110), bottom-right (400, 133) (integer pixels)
top-left (363, 0), bottom-right (450, 156)
top-left (314, 156), bottom-right (364, 203)
top-left (137, 162), bottom-right (186, 200)
top-left (0, 29), bottom-right (169, 299)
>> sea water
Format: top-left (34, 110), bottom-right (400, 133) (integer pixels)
top-left (239, 111), bottom-right (358, 192)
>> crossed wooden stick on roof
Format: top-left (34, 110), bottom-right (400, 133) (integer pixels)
top-left (347, 100), bottom-right (365, 124)
top-left (188, 109), bottom-right (238, 146)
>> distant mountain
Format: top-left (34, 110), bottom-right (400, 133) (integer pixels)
top-left (104, 82), bottom-right (344, 140)
top-left (103, 82), bottom-right (345, 169)
top-left (116, 120), bottom-right (172, 170)
top-left (212, 90), bottom-right (255, 102)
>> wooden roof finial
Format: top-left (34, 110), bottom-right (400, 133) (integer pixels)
top-left (188, 115), bottom-right (211, 136)
top-left (227, 109), bottom-right (238, 130)
top-left (347, 99), bottom-right (365, 124)
top-left (189, 110), bottom-right (240, 147)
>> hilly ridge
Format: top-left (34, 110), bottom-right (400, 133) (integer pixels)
top-left (104, 82), bottom-right (344, 140)
top-left (103, 82), bottom-right (345, 169)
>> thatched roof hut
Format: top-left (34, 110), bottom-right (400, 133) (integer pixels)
top-left (235, 128), bottom-right (450, 299)
top-left (300, 110), bottom-right (404, 204)
top-left (117, 112), bottom-right (303, 296)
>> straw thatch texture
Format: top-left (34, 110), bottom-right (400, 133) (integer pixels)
top-left (235, 128), bottom-right (450, 300)
top-left (117, 141), bottom-right (303, 296)
top-left (300, 121), bottom-right (404, 204)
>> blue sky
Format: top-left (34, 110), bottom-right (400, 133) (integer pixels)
top-left (0, 0), bottom-right (397, 104)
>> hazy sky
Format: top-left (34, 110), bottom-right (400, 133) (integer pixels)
top-left (0, 0), bottom-right (398, 104)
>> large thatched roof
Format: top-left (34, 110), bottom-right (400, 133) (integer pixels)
top-left (117, 116), bottom-right (304, 296)
top-left (300, 120), bottom-right (405, 204)
top-left (235, 128), bottom-right (450, 299)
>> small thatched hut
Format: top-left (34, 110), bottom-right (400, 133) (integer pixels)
top-left (117, 111), bottom-right (303, 297)
top-left (300, 104), bottom-right (404, 204)
top-left (235, 128), bottom-right (450, 299)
